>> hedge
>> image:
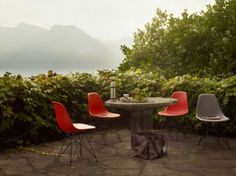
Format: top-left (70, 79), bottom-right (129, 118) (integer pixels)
top-left (0, 71), bottom-right (235, 147)
top-left (161, 74), bottom-right (236, 136)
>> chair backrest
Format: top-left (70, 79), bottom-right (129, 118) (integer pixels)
top-left (52, 101), bottom-right (76, 133)
top-left (88, 92), bottom-right (107, 116)
top-left (196, 94), bottom-right (223, 117)
top-left (165, 91), bottom-right (188, 113)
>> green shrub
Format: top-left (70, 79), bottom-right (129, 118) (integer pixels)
top-left (0, 71), bottom-right (235, 148)
top-left (161, 74), bottom-right (236, 136)
top-left (0, 72), bottom-right (100, 147)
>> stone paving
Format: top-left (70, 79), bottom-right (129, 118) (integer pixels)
top-left (0, 129), bottom-right (236, 176)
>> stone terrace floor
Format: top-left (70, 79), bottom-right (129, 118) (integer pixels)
top-left (0, 129), bottom-right (236, 176)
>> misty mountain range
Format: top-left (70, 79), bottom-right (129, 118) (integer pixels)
top-left (0, 23), bottom-right (132, 75)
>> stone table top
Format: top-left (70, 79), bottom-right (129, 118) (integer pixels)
top-left (105, 97), bottom-right (177, 111)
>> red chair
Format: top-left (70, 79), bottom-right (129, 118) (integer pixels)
top-left (52, 101), bottom-right (97, 166)
top-left (158, 91), bottom-right (189, 141)
top-left (88, 92), bottom-right (121, 144)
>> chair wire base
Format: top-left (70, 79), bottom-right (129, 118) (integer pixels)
top-left (94, 119), bottom-right (122, 145)
top-left (98, 129), bottom-right (121, 145)
top-left (165, 117), bottom-right (187, 142)
top-left (55, 133), bottom-right (97, 167)
top-left (198, 122), bottom-right (231, 150)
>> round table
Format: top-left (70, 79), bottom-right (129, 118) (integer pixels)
top-left (106, 97), bottom-right (177, 149)
top-left (105, 97), bottom-right (177, 134)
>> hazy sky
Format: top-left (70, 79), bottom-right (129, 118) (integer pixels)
top-left (0, 0), bottom-right (215, 40)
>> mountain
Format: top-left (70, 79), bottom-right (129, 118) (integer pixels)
top-left (0, 23), bottom-right (127, 75)
top-left (101, 36), bottom-right (133, 67)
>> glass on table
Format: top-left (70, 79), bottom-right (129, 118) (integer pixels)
top-left (123, 94), bottom-right (129, 98)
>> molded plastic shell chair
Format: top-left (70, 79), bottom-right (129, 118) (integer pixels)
top-left (196, 94), bottom-right (229, 122)
top-left (52, 101), bottom-right (97, 166)
top-left (158, 91), bottom-right (188, 116)
top-left (158, 91), bottom-right (189, 141)
top-left (88, 92), bottom-right (121, 143)
top-left (196, 94), bottom-right (230, 149)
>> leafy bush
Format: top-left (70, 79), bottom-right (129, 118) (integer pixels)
top-left (0, 73), bottom-right (54, 146)
top-left (0, 71), bottom-right (235, 148)
top-left (97, 68), bottom-right (166, 98)
top-left (161, 74), bottom-right (236, 136)
top-left (0, 72), bottom-right (100, 147)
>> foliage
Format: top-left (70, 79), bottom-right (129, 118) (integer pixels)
top-left (97, 68), bottom-right (167, 99)
top-left (161, 74), bottom-right (236, 135)
top-left (0, 71), bottom-right (235, 148)
top-left (1, 0), bottom-right (236, 148)
top-left (119, 0), bottom-right (236, 78)
top-left (0, 71), bottom-right (100, 147)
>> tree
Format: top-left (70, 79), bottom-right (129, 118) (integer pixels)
top-left (119, 0), bottom-right (236, 78)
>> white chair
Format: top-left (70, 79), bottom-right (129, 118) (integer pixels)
top-left (196, 94), bottom-right (230, 149)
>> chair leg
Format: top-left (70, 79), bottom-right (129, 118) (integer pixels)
top-left (176, 117), bottom-right (188, 142)
top-left (198, 123), bottom-right (209, 149)
top-left (176, 130), bottom-right (179, 142)
top-left (79, 136), bottom-right (83, 158)
top-left (55, 133), bottom-right (97, 166)
top-left (79, 133), bottom-right (97, 160)
top-left (181, 118), bottom-right (188, 138)
top-left (182, 130), bottom-right (187, 138)
top-left (198, 135), bottom-right (204, 145)
top-left (84, 134), bottom-right (97, 155)
top-left (55, 135), bottom-right (76, 166)
top-left (198, 123), bottom-right (209, 150)
top-left (56, 137), bottom-right (72, 161)
top-left (168, 128), bottom-right (171, 136)
top-left (165, 118), bottom-right (172, 136)
top-left (216, 123), bottom-right (231, 150)
top-left (74, 135), bottom-right (83, 159)
top-left (222, 138), bottom-right (231, 150)
top-left (98, 120), bottom-right (108, 145)
top-left (56, 137), bottom-right (66, 161)
top-left (97, 119), bottom-right (121, 144)
top-left (84, 145), bottom-right (98, 161)
top-left (101, 132), bottom-right (107, 145)
top-left (87, 140), bottom-right (96, 157)
top-left (69, 138), bottom-right (73, 167)
top-left (198, 123), bottom-right (231, 150)
top-left (112, 129), bottom-right (122, 142)
top-left (76, 133), bottom-right (98, 162)
top-left (166, 118), bottom-right (181, 142)
top-left (203, 126), bottom-right (209, 150)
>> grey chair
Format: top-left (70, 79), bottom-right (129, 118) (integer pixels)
top-left (196, 94), bottom-right (230, 149)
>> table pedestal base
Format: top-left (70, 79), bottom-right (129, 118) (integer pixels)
top-left (130, 110), bottom-right (153, 149)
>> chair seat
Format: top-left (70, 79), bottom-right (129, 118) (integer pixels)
top-left (158, 110), bottom-right (188, 117)
top-left (92, 112), bottom-right (120, 118)
top-left (73, 123), bottom-right (96, 130)
top-left (196, 115), bottom-right (229, 122)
